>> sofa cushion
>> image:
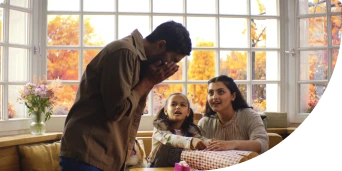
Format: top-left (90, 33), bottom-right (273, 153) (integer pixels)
top-left (18, 141), bottom-right (61, 171)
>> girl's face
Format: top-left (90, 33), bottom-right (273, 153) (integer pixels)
top-left (207, 81), bottom-right (236, 113)
top-left (164, 95), bottom-right (190, 124)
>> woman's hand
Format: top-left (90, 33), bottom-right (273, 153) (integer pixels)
top-left (204, 140), bottom-right (237, 151)
top-left (191, 138), bottom-right (207, 150)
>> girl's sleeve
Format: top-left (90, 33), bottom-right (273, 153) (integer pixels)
top-left (192, 130), bottom-right (212, 147)
top-left (152, 127), bottom-right (193, 149)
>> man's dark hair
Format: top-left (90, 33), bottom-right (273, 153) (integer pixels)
top-left (145, 21), bottom-right (192, 56)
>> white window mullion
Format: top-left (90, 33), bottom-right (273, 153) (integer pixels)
top-left (79, 0), bottom-right (83, 82)
top-left (247, 0), bottom-right (252, 105)
top-left (40, 0), bottom-right (48, 80)
top-left (184, 0), bottom-right (188, 99)
top-left (215, 0), bottom-right (220, 76)
top-left (2, 0), bottom-right (9, 120)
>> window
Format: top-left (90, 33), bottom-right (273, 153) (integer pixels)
top-left (0, 0), bottom-right (286, 133)
top-left (288, 0), bottom-right (341, 123)
top-left (41, 0), bottom-right (283, 131)
top-left (0, 0), bottom-right (32, 121)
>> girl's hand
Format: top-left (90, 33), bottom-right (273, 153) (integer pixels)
top-left (204, 140), bottom-right (237, 151)
top-left (191, 138), bottom-right (207, 150)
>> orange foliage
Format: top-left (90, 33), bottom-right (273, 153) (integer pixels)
top-left (306, 2), bottom-right (341, 112)
top-left (47, 15), bottom-right (104, 114)
top-left (188, 41), bottom-right (216, 112)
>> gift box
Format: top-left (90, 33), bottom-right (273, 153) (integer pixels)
top-left (180, 150), bottom-right (258, 170)
top-left (174, 161), bottom-right (190, 171)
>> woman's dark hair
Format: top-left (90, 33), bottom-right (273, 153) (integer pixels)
top-left (205, 75), bottom-right (252, 117)
top-left (145, 21), bottom-right (192, 56)
top-left (153, 93), bottom-right (201, 136)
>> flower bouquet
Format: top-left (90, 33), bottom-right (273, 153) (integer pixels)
top-left (18, 77), bottom-right (61, 135)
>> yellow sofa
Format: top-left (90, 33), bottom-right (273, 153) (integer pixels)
top-left (0, 131), bottom-right (283, 171)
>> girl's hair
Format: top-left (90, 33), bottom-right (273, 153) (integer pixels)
top-left (205, 75), bottom-right (252, 117)
top-left (154, 92), bottom-right (201, 136)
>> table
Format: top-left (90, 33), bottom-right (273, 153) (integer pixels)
top-left (129, 168), bottom-right (174, 171)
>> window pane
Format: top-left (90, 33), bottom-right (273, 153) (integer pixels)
top-left (10, 0), bottom-right (29, 8)
top-left (47, 15), bottom-right (80, 46)
top-left (299, 17), bottom-right (327, 47)
top-left (220, 18), bottom-right (248, 48)
top-left (0, 46), bottom-right (2, 80)
top-left (83, 15), bottom-right (115, 46)
top-left (119, 0), bottom-right (150, 12)
top-left (9, 10), bottom-right (28, 45)
top-left (143, 96), bottom-right (149, 114)
top-left (252, 51), bottom-right (279, 80)
top-left (83, 49), bottom-right (101, 72)
top-left (188, 50), bottom-right (216, 81)
top-left (251, 0), bottom-right (278, 15)
top-left (9, 48), bottom-right (28, 81)
top-left (153, 16), bottom-right (184, 30)
top-left (118, 15), bottom-right (150, 39)
top-left (84, 0), bottom-right (115, 12)
top-left (220, 51), bottom-right (247, 80)
top-left (167, 59), bottom-right (183, 80)
top-left (300, 83), bottom-right (327, 113)
top-left (48, 0), bottom-right (80, 11)
top-left (53, 85), bottom-right (78, 115)
top-left (153, 0), bottom-right (184, 13)
top-left (47, 49), bottom-right (79, 80)
top-left (237, 84), bottom-right (247, 101)
top-left (332, 49), bottom-right (339, 71)
top-left (220, 0), bottom-right (248, 15)
top-left (331, 15), bottom-right (342, 46)
top-left (187, 17), bottom-right (216, 47)
top-left (252, 84), bottom-right (278, 112)
top-left (152, 84), bottom-right (183, 114)
top-left (8, 85), bottom-right (26, 119)
top-left (252, 19), bottom-right (278, 48)
top-left (298, 0), bottom-right (327, 15)
top-left (331, 0), bottom-right (342, 12)
top-left (187, 0), bottom-right (216, 14)
top-left (299, 50), bottom-right (328, 80)
top-left (187, 84), bottom-right (207, 113)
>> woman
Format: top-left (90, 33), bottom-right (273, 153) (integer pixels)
top-left (198, 75), bottom-right (268, 154)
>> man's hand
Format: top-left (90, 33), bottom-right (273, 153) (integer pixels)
top-left (134, 60), bottom-right (179, 101)
top-left (191, 138), bottom-right (207, 150)
top-left (143, 60), bottom-right (179, 86)
top-left (204, 140), bottom-right (237, 151)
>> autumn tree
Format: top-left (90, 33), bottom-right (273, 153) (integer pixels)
top-left (306, 0), bottom-right (341, 112)
top-left (47, 15), bottom-right (104, 113)
top-left (220, 1), bottom-right (267, 111)
top-left (188, 41), bottom-right (216, 112)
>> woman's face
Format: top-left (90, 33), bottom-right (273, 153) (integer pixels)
top-left (164, 95), bottom-right (190, 123)
top-left (207, 81), bottom-right (236, 113)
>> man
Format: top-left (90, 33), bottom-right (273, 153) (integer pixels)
top-left (59, 21), bottom-right (192, 171)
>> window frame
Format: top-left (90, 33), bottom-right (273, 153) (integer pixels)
top-left (1, 0), bottom-right (289, 135)
top-left (288, 0), bottom-right (341, 124)
top-left (0, 0), bottom-right (39, 136)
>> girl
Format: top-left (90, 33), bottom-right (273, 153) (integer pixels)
top-left (198, 75), bottom-right (269, 154)
top-left (147, 93), bottom-right (210, 167)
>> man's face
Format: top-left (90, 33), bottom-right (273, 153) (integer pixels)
top-left (159, 51), bottom-right (186, 64)
top-left (146, 40), bottom-right (186, 64)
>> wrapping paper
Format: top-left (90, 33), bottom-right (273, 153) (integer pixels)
top-left (180, 150), bottom-right (258, 170)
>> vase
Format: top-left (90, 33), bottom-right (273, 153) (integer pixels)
top-left (30, 112), bottom-right (46, 135)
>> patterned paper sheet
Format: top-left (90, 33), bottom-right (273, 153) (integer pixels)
top-left (181, 150), bottom-right (258, 170)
